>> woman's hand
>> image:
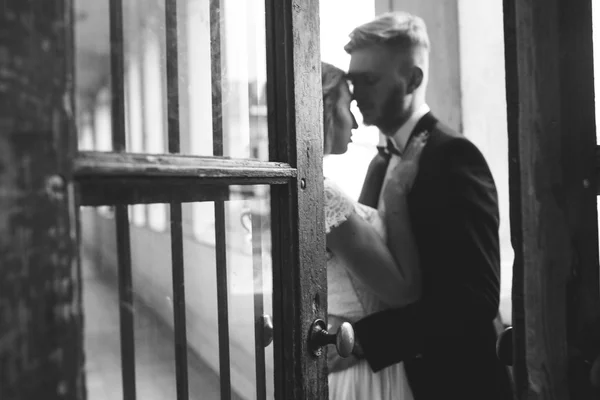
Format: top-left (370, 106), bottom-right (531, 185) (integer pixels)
top-left (385, 131), bottom-right (428, 197)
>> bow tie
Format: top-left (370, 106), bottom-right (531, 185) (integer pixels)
top-left (377, 138), bottom-right (403, 158)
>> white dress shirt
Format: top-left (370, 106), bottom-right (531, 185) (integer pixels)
top-left (377, 103), bottom-right (430, 212)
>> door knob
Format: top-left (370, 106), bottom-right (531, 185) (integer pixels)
top-left (260, 314), bottom-right (274, 347)
top-left (308, 319), bottom-right (355, 358)
top-left (496, 326), bottom-right (513, 366)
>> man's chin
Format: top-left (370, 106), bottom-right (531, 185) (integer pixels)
top-left (361, 117), bottom-right (376, 127)
top-left (331, 144), bottom-right (349, 155)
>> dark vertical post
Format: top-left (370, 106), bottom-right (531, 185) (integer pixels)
top-left (213, 203), bottom-right (231, 400)
top-left (504, 0), bottom-right (600, 397)
top-left (210, 0), bottom-right (224, 156)
top-left (266, 0), bottom-right (327, 398)
top-left (110, 0), bottom-right (127, 152)
top-left (501, 1), bottom-right (526, 396)
top-left (114, 206), bottom-right (136, 400)
top-left (557, 0), bottom-right (600, 397)
top-left (110, 1), bottom-right (137, 398)
top-left (0, 0), bottom-right (84, 398)
top-left (165, 0), bottom-right (180, 154)
top-left (252, 201), bottom-right (267, 400)
top-left (165, 1), bottom-right (189, 399)
top-left (210, 1), bottom-right (231, 398)
top-left (169, 203), bottom-right (188, 400)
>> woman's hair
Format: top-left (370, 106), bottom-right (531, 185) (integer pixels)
top-left (344, 12), bottom-right (430, 56)
top-left (321, 61), bottom-right (347, 153)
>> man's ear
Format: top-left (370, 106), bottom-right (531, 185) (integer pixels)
top-left (408, 66), bottom-right (424, 94)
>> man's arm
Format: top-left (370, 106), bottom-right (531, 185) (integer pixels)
top-left (353, 138), bottom-right (501, 372)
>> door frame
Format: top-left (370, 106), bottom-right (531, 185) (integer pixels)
top-left (266, 0), bottom-right (328, 398)
top-left (504, 0), bottom-right (600, 398)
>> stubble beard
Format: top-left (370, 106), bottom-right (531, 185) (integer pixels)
top-left (375, 87), bottom-right (409, 136)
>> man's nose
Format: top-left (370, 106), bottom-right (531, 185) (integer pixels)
top-left (352, 87), bottom-right (366, 105)
top-left (351, 112), bottom-right (358, 129)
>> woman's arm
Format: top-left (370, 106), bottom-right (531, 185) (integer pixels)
top-left (326, 211), bottom-right (418, 307)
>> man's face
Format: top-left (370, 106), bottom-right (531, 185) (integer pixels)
top-left (347, 44), bottom-right (411, 134)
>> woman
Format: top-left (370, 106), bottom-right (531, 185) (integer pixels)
top-left (321, 61), bottom-right (426, 400)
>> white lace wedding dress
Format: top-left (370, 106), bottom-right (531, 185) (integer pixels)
top-left (324, 177), bottom-right (414, 400)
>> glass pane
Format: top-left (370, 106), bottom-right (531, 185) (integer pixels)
top-left (455, 0), bottom-right (513, 324)
top-left (184, 0), bottom-right (269, 159)
top-left (74, 0), bottom-right (112, 151)
top-left (81, 205), bottom-right (179, 399)
top-left (80, 206), bottom-right (121, 398)
top-left (74, 0), bottom-right (171, 154)
top-left (184, 186), bottom-right (274, 399)
top-left (75, 0), bottom-right (269, 159)
top-left (80, 186), bottom-right (274, 400)
top-left (122, 0), bottom-right (168, 155)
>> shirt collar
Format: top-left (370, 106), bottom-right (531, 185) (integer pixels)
top-left (378, 103), bottom-right (431, 151)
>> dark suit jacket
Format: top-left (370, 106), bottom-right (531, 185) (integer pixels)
top-left (354, 113), bottom-right (513, 399)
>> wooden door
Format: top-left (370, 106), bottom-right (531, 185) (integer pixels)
top-left (0, 0), bottom-right (329, 399)
top-left (504, 0), bottom-right (600, 398)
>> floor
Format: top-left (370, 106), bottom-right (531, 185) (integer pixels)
top-left (82, 257), bottom-right (243, 400)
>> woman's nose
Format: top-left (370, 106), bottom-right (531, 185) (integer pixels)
top-left (351, 112), bottom-right (358, 129)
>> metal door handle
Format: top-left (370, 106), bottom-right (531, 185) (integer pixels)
top-left (260, 314), bottom-right (274, 347)
top-left (496, 326), bottom-right (513, 366)
top-left (308, 319), bottom-right (355, 358)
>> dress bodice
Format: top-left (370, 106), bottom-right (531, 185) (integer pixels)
top-left (324, 178), bottom-right (388, 320)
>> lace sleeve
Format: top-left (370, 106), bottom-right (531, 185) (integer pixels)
top-left (324, 178), bottom-right (355, 234)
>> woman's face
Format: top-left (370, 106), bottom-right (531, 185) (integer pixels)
top-left (329, 83), bottom-right (358, 155)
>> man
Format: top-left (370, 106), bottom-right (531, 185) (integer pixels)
top-left (344, 12), bottom-right (513, 399)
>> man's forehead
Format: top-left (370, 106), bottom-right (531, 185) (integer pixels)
top-left (348, 45), bottom-right (395, 74)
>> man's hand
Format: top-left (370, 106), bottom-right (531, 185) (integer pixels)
top-left (383, 131), bottom-right (428, 200)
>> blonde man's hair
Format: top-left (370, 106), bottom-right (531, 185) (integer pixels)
top-left (344, 12), bottom-right (430, 56)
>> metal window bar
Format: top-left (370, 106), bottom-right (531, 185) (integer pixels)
top-left (110, 0), bottom-right (127, 152)
top-left (251, 204), bottom-right (267, 400)
top-left (114, 206), bottom-right (136, 399)
top-left (110, 0), bottom-right (137, 399)
top-left (214, 202), bottom-right (231, 400)
top-left (210, 0), bottom-right (232, 399)
top-left (165, 1), bottom-right (189, 399)
top-left (169, 204), bottom-right (188, 400)
top-left (210, 0), bottom-right (224, 156)
top-left (165, 0), bottom-right (180, 155)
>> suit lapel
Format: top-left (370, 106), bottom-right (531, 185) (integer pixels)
top-left (358, 153), bottom-right (389, 207)
top-left (407, 111), bottom-right (438, 145)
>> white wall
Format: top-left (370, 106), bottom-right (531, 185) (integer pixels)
top-left (382, 0), bottom-right (513, 323)
top-left (376, 0), bottom-right (463, 132)
top-left (457, 0), bottom-right (512, 322)
top-left (320, 0), bottom-right (379, 201)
